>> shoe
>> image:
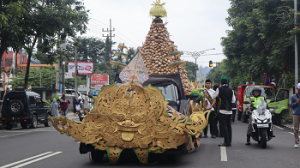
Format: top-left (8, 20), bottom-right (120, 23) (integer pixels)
top-left (211, 135), bottom-right (216, 138)
top-left (203, 135), bottom-right (208, 138)
top-left (219, 135), bottom-right (224, 138)
top-left (295, 144), bottom-right (299, 148)
top-left (218, 143), bottom-right (231, 147)
top-left (272, 135), bottom-right (276, 137)
top-left (245, 142), bottom-right (251, 145)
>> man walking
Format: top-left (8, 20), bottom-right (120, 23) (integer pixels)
top-left (210, 76), bottom-right (236, 146)
top-left (289, 83), bottom-right (300, 148)
top-left (203, 79), bottom-right (217, 138)
top-left (60, 95), bottom-right (71, 116)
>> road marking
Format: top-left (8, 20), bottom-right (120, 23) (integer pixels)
top-left (11, 152), bottom-right (62, 168)
top-left (274, 125), bottom-right (283, 130)
top-left (0, 133), bottom-right (27, 138)
top-left (220, 146), bottom-right (227, 161)
top-left (0, 152), bottom-right (52, 168)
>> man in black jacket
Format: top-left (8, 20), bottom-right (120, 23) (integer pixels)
top-left (210, 76), bottom-right (236, 146)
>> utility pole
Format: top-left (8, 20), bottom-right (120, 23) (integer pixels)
top-left (75, 46), bottom-right (78, 99)
top-left (295, 0), bottom-right (298, 90)
top-left (60, 28), bottom-right (67, 94)
top-left (56, 33), bottom-right (60, 94)
top-left (183, 48), bottom-right (215, 81)
top-left (102, 19), bottom-right (115, 70)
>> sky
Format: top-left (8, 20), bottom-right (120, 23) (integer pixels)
top-left (79, 0), bottom-right (232, 67)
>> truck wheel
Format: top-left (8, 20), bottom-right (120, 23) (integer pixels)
top-left (237, 110), bottom-right (242, 121)
top-left (44, 114), bottom-right (51, 127)
top-left (91, 150), bottom-right (104, 162)
top-left (8, 99), bottom-right (24, 115)
top-left (260, 129), bottom-right (267, 149)
top-left (5, 123), bottom-right (13, 130)
top-left (29, 115), bottom-right (38, 128)
top-left (21, 122), bottom-right (28, 129)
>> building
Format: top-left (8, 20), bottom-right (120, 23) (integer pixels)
top-left (1, 49), bottom-right (29, 90)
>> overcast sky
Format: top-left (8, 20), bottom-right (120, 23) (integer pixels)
top-left (79, 0), bottom-right (232, 67)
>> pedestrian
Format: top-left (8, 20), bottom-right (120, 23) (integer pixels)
top-left (203, 79), bottom-right (217, 138)
top-left (213, 84), bottom-right (222, 137)
top-left (60, 95), bottom-right (70, 116)
top-left (232, 97), bottom-right (237, 124)
top-left (263, 73), bottom-right (272, 86)
top-left (289, 83), bottom-right (300, 148)
top-left (50, 98), bottom-right (59, 118)
top-left (75, 98), bottom-right (82, 121)
top-left (73, 97), bottom-right (77, 116)
top-left (210, 76), bottom-right (236, 146)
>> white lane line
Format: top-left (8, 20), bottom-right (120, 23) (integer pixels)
top-left (0, 133), bottom-right (27, 138)
top-left (0, 152), bottom-right (53, 168)
top-left (220, 146), bottom-right (227, 161)
top-left (1, 131), bottom-right (27, 133)
top-left (274, 125), bottom-right (283, 130)
top-left (11, 152), bottom-right (62, 168)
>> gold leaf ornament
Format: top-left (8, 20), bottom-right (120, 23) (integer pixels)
top-left (49, 82), bottom-right (209, 164)
top-left (150, 0), bottom-right (167, 18)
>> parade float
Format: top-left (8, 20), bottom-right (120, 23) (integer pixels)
top-left (49, 0), bottom-right (210, 164)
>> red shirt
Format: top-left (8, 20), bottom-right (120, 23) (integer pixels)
top-left (60, 99), bottom-right (70, 111)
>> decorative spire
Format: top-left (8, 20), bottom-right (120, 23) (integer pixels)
top-left (149, 0), bottom-right (167, 18)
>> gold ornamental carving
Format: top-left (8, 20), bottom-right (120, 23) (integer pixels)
top-left (49, 82), bottom-right (210, 164)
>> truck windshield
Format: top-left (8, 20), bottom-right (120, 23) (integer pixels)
top-left (246, 87), bottom-right (275, 99)
top-left (157, 85), bottom-right (177, 101)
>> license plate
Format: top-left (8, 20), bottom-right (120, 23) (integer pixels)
top-left (257, 124), bottom-right (268, 128)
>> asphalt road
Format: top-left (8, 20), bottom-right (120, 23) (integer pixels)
top-left (0, 114), bottom-right (299, 168)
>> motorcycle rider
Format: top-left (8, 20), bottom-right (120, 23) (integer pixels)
top-left (245, 87), bottom-right (274, 145)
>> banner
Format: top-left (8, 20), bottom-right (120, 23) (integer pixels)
top-left (196, 70), bottom-right (202, 82)
top-left (68, 62), bottom-right (93, 75)
top-left (91, 74), bottom-right (109, 88)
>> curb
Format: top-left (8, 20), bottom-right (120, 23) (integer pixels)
top-left (282, 124), bottom-right (300, 132)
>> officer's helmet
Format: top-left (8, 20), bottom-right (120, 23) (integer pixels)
top-left (252, 87), bottom-right (262, 97)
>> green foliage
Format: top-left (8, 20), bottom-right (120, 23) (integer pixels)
top-left (7, 67), bottom-right (85, 89)
top-left (209, 0), bottom-right (299, 90)
top-left (184, 61), bottom-right (198, 82)
top-left (189, 88), bottom-right (205, 105)
top-left (44, 95), bottom-right (61, 107)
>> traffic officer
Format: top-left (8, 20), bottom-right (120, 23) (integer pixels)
top-left (245, 87), bottom-right (272, 145)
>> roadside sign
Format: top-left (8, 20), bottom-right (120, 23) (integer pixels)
top-left (91, 74), bottom-right (109, 88)
top-left (68, 62), bottom-right (93, 75)
top-left (65, 72), bottom-right (73, 79)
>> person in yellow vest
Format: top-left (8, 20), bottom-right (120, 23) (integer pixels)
top-left (245, 87), bottom-right (273, 145)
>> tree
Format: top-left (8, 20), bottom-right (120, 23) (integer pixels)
top-left (75, 37), bottom-right (105, 63)
top-left (8, 67), bottom-right (85, 89)
top-left (183, 61), bottom-right (198, 82)
top-left (218, 0), bottom-right (299, 89)
top-left (3, 0), bottom-right (89, 89)
top-left (0, 0), bottom-right (25, 69)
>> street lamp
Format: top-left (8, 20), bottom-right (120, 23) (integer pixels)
top-left (183, 48), bottom-right (215, 82)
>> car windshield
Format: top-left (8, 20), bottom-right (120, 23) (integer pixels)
top-left (157, 85), bottom-right (177, 101)
top-left (246, 87), bottom-right (275, 99)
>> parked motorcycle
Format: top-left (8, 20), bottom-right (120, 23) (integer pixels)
top-left (244, 100), bottom-right (275, 149)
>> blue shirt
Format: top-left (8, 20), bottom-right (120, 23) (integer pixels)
top-left (289, 94), bottom-right (300, 115)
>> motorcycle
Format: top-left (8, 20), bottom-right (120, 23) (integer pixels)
top-left (244, 100), bottom-right (275, 149)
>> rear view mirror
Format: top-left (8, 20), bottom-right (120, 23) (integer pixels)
top-left (244, 101), bottom-right (250, 104)
top-left (270, 98), bottom-right (275, 103)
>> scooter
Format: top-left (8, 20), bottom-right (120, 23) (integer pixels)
top-left (244, 100), bottom-right (275, 149)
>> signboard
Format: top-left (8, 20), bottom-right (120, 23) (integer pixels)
top-left (91, 74), bottom-right (109, 88)
top-left (91, 90), bottom-right (100, 95)
top-left (68, 62), bottom-right (93, 75)
top-left (65, 72), bottom-right (73, 79)
top-left (196, 70), bottom-right (202, 82)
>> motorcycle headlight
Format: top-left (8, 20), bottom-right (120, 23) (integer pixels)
top-left (257, 120), bottom-right (262, 123)
top-left (263, 119), bottom-right (268, 123)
